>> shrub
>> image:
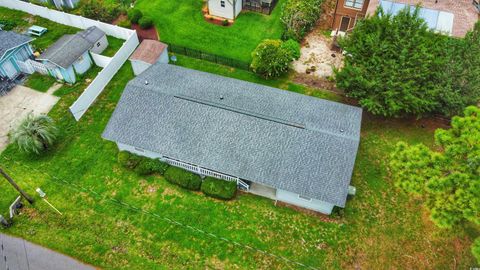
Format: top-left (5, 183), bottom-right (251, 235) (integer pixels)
top-left (281, 39), bottom-right (301, 60)
top-left (134, 158), bottom-right (169, 175)
top-left (80, 0), bottom-right (120, 23)
top-left (117, 151), bottom-right (141, 169)
top-left (118, 19), bottom-right (132, 29)
top-left (138, 17), bottom-right (153, 29)
top-left (281, 0), bottom-right (323, 41)
top-left (128, 9), bottom-right (143, 24)
top-left (10, 114), bottom-right (58, 155)
top-left (164, 167), bottom-right (202, 190)
top-left (222, 19), bottom-right (229, 26)
top-left (0, 20), bottom-right (17, 31)
top-left (473, 238), bottom-right (480, 264)
top-left (251, 39), bottom-right (292, 79)
top-left (201, 177), bottom-right (237, 200)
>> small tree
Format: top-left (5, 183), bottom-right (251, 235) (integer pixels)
top-left (10, 114), bottom-right (58, 155)
top-left (389, 106), bottom-right (480, 262)
top-left (251, 39), bottom-right (291, 79)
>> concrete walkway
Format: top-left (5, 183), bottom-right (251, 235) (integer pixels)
top-left (0, 233), bottom-right (96, 270)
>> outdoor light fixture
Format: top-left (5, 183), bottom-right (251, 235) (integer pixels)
top-left (36, 188), bottom-right (63, 215)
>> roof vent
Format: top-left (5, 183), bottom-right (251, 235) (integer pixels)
top-left (145, 80), bottom-right (149, 85)
top-left (340, 129), bottom-right (345, 133)
top-left (219, 95), bottom-right (224, 100)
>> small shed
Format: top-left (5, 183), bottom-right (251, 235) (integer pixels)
top-left (129, 40), bottom-right (169, 76)
top-left (79, 26), bottom-right (108, 54)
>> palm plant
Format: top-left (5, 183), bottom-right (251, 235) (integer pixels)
top-left (10, 114), bottom-right (58, 155)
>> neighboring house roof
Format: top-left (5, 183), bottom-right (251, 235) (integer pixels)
top-left (0, 31), bottom-right (33, 61)
top-left (367, 0), bottom-right (478, 37)
top-left (103, 64), bottom-right (363, 207)
top-left (38, 26), bottom-right (105, 69)
top-left (129, 40), bottom-right (167, 65)
top-left (78, 26), bottom-right (105, 44)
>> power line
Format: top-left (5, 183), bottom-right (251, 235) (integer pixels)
top-left (2, 157), bottom-right (319, 270)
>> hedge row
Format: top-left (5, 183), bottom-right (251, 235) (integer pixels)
top-left (118, 151), bottom-right (237, 200)
top-left (201, 177), bottom-right (237, 200)
top-left (164, 166), bottom-right (202, 191)
top-left (281, 0), bottom-right (324, 41)
top-left (117, 151), bottom-right (169, 175)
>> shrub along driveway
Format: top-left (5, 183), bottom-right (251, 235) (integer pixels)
top-left (133, 0), bottom-right (285, 62)
top-left (0, 61), bottom-right (477, 269)
top-left (0, 85), bottom-right (59, 153)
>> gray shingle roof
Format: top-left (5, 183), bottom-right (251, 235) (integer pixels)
top-left (103, 64), bottom-right (362, 207)
top-left (78, 26), bottom-right (105, 44)
top-left (0, 31), bottom-right (33, 61)
top-left (38, 27), bottom-right (105, 69)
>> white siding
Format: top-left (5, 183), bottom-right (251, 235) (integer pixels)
top-left (276, 189), bottom-right (335, 215)
top-left (130, 60), bottom-right (152, 76)
top-left (208, 0), bottom-right (242, 20)
top-left (90, 35), bottom-right (108, 54)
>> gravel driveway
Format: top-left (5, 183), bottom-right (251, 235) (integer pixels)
top-left (0, 85), bottom-right (60, 153)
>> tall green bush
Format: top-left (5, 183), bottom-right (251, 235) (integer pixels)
top-left (138, 17), bottom-right (153, 29)
top-left (336, 8), bottom-right (480, 117)
top-left (128, 9), bottom-right (143, 24)
top-left (281, 39), bottom-right (301, 60)
top-left (251, 39), bottom-right (292, 79)
top-left (281, 0), bottom-right (323, 41)
top-left (164, 167), bottom-right (202, 191)
top-left (80, 0), bottom-right (120, 23)
top-left (201, 177), bottom-right (237, 200)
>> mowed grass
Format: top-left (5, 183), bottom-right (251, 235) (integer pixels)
top-left (134, 0), bottom-right (285, 62)
top-left (0, 58), bottom-right (477, 268)
top-left (23, 73), bottom-right (57, 92)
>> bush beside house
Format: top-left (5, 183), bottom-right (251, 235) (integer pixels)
top-left (128, 9), bottom-right (143, 24)
top-left (201, 177), bottom-right (237, 200)
top-left (164, 167), bottom-right (202, 191)
top-left (281, 0), bottom-right (324, 41)
top-left (117, 151), bottom-right (168, 175)
top-left (251, 39), bottom-right (292, 78)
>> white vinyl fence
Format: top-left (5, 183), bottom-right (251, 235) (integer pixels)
top-left (90, 53), bottom-right (112, 68)
top-left (0, 0), bottom-right (139, 121)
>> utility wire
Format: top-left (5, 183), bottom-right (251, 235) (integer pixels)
top-left (2, 157), bottom-right (319, 270)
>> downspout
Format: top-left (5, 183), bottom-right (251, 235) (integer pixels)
top-left (332, 0), bottom-right (340, 29)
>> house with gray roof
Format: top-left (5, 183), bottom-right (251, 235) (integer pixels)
top-left (37, 26), bottom-right (107, 84)
top-left (0, 31), bottom-right (34, 80)
top-left (103, 63), bottom-right (362, 214)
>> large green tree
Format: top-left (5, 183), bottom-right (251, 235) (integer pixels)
top-left (336, 8), bottom-right (480, 117)
top-left (389, 106), bottom-right (480, 262)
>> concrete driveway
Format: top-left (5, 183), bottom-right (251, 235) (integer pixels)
top-left (1, 233), bottom-right (96, 270)
top-left (0, 85), bottom-right (60, 153)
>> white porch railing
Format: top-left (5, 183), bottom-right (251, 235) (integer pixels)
top-left (163, 156), bottom-right (250, 190)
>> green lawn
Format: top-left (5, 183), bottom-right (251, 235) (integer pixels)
top-left (102, 36), bottom-right (125, 57)
top-left (23, 73), bottom-right (57, 92)
top-left (133, 0), bottom-right (285, 62)
top-left (0, 58), bottom-right (477, 268)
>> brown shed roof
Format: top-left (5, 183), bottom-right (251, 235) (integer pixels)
top-left (130, 40), bottom-right (167, 64)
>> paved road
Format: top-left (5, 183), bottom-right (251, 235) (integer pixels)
top-left (0, 233), bottom-right (95, 270)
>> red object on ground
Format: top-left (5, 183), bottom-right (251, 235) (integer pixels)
top-left (132, 24), bottom-right (159, 42)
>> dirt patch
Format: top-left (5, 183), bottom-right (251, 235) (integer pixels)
top-left (112, 14), bottom-right (128, 26)
top-left (292, 33), bottom-right (343, 79)
top-left (131, 24), bottom-right (159, 42)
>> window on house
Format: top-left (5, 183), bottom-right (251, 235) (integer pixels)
top-left (344, 0), bottom-right (364, 9)
top-left (221, 0), bottom-right (225, 7)
top-left (298, 195), bottom-right (312, 201)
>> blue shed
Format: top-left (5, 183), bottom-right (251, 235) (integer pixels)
top-left (37, 27), bottom-right (106, 84)
top-left (0, 31), bottom-right (34, 79)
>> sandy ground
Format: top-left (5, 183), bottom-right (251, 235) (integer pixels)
top-left (292, 33), bottom-right (343, 79)
top-left (0, 84), bottom-right (60, 153)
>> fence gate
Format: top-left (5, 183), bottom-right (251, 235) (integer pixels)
top-left (16, 60), bottom-right (34, 74)
top-left (25, 59), bottom-right (49, 75)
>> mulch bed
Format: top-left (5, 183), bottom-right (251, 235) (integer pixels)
top-left (131, 24), bottom-right (159, 41)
